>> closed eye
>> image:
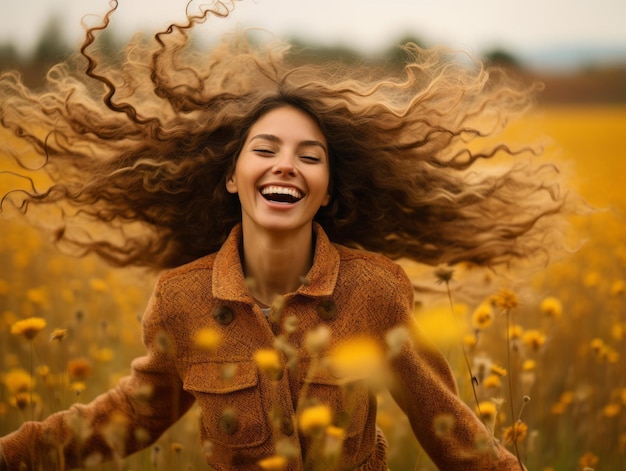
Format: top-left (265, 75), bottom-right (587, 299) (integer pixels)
top-left (300, 155), bottom-right (322, 163)
top-left (254, 148), bottom-right (275, 156)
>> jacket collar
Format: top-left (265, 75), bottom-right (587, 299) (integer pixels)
top-left (212, 223), bottom-right (340, 303)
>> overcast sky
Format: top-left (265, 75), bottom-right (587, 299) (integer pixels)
top-left (2, 0), bottom-right (625, 68)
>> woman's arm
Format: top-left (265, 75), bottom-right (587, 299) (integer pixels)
top-left (0, 280), bottom-right (195, 470)
top-left (386, 266), bottom-right (523, 471)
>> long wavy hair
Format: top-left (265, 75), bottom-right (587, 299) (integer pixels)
top-left (0, 0), bottom-right (568, 270)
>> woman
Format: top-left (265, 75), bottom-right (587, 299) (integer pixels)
top-left (0, 1), bottom-right (565, 469)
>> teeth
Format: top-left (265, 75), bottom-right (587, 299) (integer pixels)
top-left (261, 185), bottom-right (303, 200)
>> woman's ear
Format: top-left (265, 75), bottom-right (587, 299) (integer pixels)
top-left (226, 176), bottom-right (238, 194)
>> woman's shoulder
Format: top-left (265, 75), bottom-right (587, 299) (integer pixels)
top-left (333, 242), bottom-right (409, 283)
top-left (157, 252), bottom-right (218, 286)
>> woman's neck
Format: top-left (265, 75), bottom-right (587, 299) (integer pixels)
top-left (240, 224), bottom-right (315, 307)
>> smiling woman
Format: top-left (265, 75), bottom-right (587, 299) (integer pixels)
top-left (0, 0), bottom-right (573, 470)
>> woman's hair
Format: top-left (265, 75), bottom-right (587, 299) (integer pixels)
top-left (0, 1), bottom-right (568, 270)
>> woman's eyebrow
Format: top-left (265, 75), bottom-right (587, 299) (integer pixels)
top-left (249, 134), bottom-right (327, 153)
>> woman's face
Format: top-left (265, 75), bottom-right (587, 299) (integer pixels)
top-left (226, 105), bottom-right (331, 235)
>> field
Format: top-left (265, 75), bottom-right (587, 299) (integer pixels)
top-left (1, 105), bottom-right (625, 470)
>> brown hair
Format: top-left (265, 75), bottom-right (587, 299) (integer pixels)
top-left (0, 1), bottom-right (567, 270)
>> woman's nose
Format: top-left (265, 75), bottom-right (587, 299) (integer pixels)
top-left (272, 153), bottom-right (297, 176)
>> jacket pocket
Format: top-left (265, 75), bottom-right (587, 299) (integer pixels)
top-left (183, 360), bottom-right (270, 448)
top-left (303, 367), bottom-right (371, 438)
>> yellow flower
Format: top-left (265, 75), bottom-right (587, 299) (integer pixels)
top-left (471, 303), bottom-right (494, 330)
top-left (522, 330), bottom-right (546, 351)
top-left (26, 288), bottom-right (48, 307)
top-left (89, 278), bottom-right (109, 293)
top-left (11, 317), bottom-right (47, 340)
top-left (170, 443), bottom-right (183, 453)
top-left (578, 452), bottom-right (599, 468)
top-left (475, 401), bottom-right (497, 423)
top-left (36, 365), bottom-right (51, 380)
top-left (194, 327), bottom-right (223, 352)
top-left (3, 368), bottom-right (34, 393)
top-left (10, 392), bottom-right (41, 410)
top-left (253, 349), bottom-right (282, 381)
top-left (540, 296), bottom-right (562, 318)
top-left (522, 359), bottom-right (536, 371)
top-left (508, 325), bottom-right (524, 340)
top-left (503, 421), bottom-right (528, 445)
top-left (67, 358), bottom-right (93, 381)
top-left (610, 279), bottom-right (625, 296)
top-left (490, 364), bottom-right (507, 377)
top-left (482, 374), bottom-right (501, 389)
top-left (463, 334), bottom-right (478, 349)
top-left (299, 404), bottom-right (332, 435)
top-left (50, 328), bottom-right (68, 342)
top-left (494, 289), bottom-right (519, 311)
top-left (71, 382), bottom-right (86, 396)
top-left (258, 455), bottom-right (287, 471)
top-left (603, 403), bottom-right (620, 418)
top-left (93, 348), bottom-right (114, 363)
top-left (328, 337), bottom-right (383, 382)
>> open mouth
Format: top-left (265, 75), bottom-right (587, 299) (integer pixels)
top-left (260, 185), bottom-right (304, 204)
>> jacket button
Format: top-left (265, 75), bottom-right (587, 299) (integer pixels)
top-left (218, 408), bottom-right (239, 435)
top-left (316, 300), bottom-right (337, 321)
top-left (280, 414), bottom-right (294, 436)
top-left (213, 306), bottom-right (234, 326)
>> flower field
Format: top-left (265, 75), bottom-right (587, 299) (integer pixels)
top-left (1, 105), bottom-right (625, 470)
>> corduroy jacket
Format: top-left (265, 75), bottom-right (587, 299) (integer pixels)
top-left (0, 224), bottom-right (520, 470)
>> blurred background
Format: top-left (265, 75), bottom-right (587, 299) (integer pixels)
top-left (1, 1), bottom-right (626, 470)
top-left (1, 0), bottom-right (625, 103)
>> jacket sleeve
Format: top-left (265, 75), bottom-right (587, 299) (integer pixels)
top-left (385, 266), bottom-right (523, 471)
top-left (0, 278), bottom-right (195, 471)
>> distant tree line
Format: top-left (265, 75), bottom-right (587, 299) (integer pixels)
top-left (0, 15), bottom-right (524, 88)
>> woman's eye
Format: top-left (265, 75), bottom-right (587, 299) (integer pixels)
top-left (254, 148), bottom-right (275, 155)
top-left (301, 155), bottom-right (321, 163)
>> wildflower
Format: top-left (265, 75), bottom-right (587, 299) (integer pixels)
top-left (328, 337), bottom-right (384, 382)
top-left (508, 324), bottom-right (524, 340)
top-left (490, 364), bottom-right (507, 377)
top-left (463, 334), bottom-right (478, 349)
top-left (299, 404), bottom-right (332, 435)
top-left (71, 382), bottom-right (86, 396)
top-left (10, 317), bottom-right (47, 340)
top-left (3, 368), bottom-right (34, 393)
top-left (540, 296), bottom-right (563, 318)
top-left (26, 288), bottom-right (48, 307)
top-left (470, 303), bottom-right (493, 330)
top-left (89, 278), bottom-right (109, 293)
top-left (50, 328), bottom-right (68, 342)
top-left (482, 374), bottom-right (501, 389)
top-left (475, 401), bottom-right (497, 423)
top-left (258, 455), bottom-right (287, 471)
top-left (522, 330), bottom-right (546, 351)
top-left (603, 403), bottom-right (620, 418)
top-left (494, 289), bottom-right (519, 311)
top-left (324, 425), bottom-right (346, 456)
top-left (522, 359), bottom-right (536, 371)
top-left (10, 392), bottom-right (41, 410)
top-left (305, 325), bottom-right (330, 356)
top-left (67, 358), bottom-right (93, 381)
top-left (37, 365), bottom-right (51, 380)
top-left (94, 348), bottom-right (114, 363)
top-left (385, 326), bottom-right (410, 358)
top-left (170, 443), bottom-right (183, 454)
top-left (194, 327), bottom-right (223, 352)
top-left (578, 452), bottom-right (599, 469)
top-left (434, 266), bottom-right (455, 284)
top-left (253, 349), bottom-right (283, 381)
top-left (503, 421), bottom-right (528, 445)
top-left (551, 402), bottom-right (567, 415)
top-left (610, 279), bottom-right (625, 296)
top-left (433, 414), bottom-right (455, 439)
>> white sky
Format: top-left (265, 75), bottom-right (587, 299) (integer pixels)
top-left (1, 0), bottom-right (625, 64)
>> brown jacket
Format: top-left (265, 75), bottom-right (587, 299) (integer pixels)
top-left (0, 224), bottom-right (520, 470)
